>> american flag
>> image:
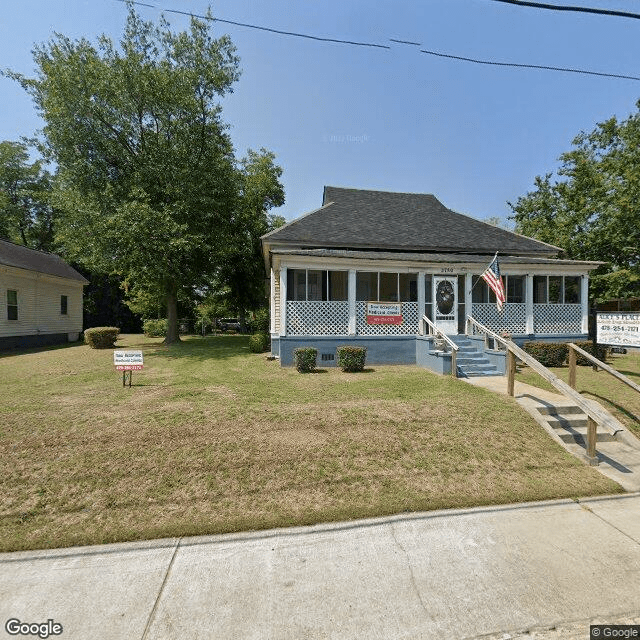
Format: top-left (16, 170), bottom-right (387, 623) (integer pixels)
top-left (481, 253), bottom-right (506, 312)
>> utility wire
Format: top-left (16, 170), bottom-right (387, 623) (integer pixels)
top-left (486, 0), bottom-right (640, 21)
top-left (113, 0), bottom-right (640, 82)
top-left (419, 48), bottom-right (640, 81)
top-left (116, 1), bottom-right (390, 49)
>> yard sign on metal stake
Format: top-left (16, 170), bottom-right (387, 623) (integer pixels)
top-left (113, 350), bottom-right (144, 387)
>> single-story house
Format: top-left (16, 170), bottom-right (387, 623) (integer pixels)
top-left (261, 187), bottom-right (600, 375)
top-left (0, 238), bottom-right (88, 349)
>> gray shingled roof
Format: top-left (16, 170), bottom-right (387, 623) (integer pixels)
top-left (0, 239), bottom-right (88, 283)
top-left (263, 187), bottom-right (561, 257)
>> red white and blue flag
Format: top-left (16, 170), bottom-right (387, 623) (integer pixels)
top-left (481, 252), bottom-right (506, 312)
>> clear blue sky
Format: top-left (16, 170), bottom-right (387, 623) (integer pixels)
top-left (1, 0), bottom-right (639, 224)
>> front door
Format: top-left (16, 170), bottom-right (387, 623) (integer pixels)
top-left (433, 276), bottom-right (458, 335)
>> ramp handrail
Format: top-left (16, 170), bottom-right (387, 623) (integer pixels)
top-left (568, 342), bottom-right (640, 395)
top-left (421, 315), bottom-right (459, 378)
top-left (466, 316), bottom-right (622, 465)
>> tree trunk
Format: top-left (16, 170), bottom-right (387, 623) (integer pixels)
top-left (164, 283), bottom-right (181, 344)
top-left (239, 309), bottom-right (247, 334)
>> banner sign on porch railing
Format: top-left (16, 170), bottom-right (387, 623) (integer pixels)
top-left (597, 313), bottom-right (640, 347)
top-left (366, 302), bottom-right (403, 325)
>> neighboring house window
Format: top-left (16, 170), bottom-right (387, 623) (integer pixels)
top-left (61, 295), bottom-right (68, 315)
top-left (7, 290), bottom-right (18, 320)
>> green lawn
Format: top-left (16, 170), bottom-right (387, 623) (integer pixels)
top-left (516, 351), bottom-right (640, 438)
top-left (0, 335), bottom-right (622, 552)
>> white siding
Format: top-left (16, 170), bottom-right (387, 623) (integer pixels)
top-left (0, 266), bottom-right (84, 338)
top-left (273, 269), bottom-right (281, 333)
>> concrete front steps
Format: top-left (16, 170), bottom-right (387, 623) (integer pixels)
top-left (448, 335), bottom-right (502, 378)
top-left (464, 375), bottom-right (640, 492)
top-left (537, 404), bottom-right (617, 448)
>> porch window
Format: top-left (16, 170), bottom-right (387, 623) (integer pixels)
top-left (356, 272), bottom-right (418, 302)
top-left (564, 276), bottom-right (581, 303)
top-left (287, 269), bottom-right (348, 301)
top-left (533, 276), bottom-right (547, 303)
top-left (533, 276), bottom-right (581, 304)
top-left (471, 276), bottom-right (497, 304)
top-left (7, 289), bottom-right (18, 321)
top-left (379, 272), bottom-right (398, 302)
top-left (506, 276), bottom-right (524, 303)
top-left (399, 273), bottom-right (418, 302)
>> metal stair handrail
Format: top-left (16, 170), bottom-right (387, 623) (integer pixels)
top-left (421, 315), bottom-right (459, 378)
top-left (466, 315), bottom-right (621, 464)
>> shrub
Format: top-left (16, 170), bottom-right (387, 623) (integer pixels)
top-left (294, 347), bottom-right (317, 373)
top-left (248, 307), bottom-right (270, 334)
top-left (143, 318), bottom-right (167, 338)
top-left (573, 341), bottom-right (609, 365)
top-left (336, 346), bottom-right (367, 372)
top-left (84, 327), bottom-right (120, 349)
top-left (249, 332), bottom-right (270, 353)
top-left (522, 341), bottom-right (568, 367)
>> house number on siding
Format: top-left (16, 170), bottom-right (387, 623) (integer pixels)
top-left (440, 267), bottom-right (454, 273)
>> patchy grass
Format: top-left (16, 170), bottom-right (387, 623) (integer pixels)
top-left (0, 334), bottom-right (622, 552)
top-left (517, 351), bottom-right (640, 438)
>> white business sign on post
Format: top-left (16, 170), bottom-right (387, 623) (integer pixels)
top-left (597, 313), bottom-right (640, 347)
top-left (113, 350), bottom-right (144, 370)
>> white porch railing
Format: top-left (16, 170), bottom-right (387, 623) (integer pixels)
top-left (356, 302), bottom-right (419, 335)
top-left (284, 301), bottom-right (584, 337)
top-left (471, 303), bottom-right (583, 335)
top-left (471, 303), bottom-right (527, 335)
top-left (534, 304), bottom-right (582, 334)
top-left (286, 301), bottom-right (349, 336)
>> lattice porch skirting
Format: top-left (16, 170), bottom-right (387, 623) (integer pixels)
top-left (356, 302), bottom-right (419, 335)
top-left (286, 301), bottom-right (349, 336)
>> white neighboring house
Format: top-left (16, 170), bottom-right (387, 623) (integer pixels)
top-left (0, 239), bottom-right (88, 349)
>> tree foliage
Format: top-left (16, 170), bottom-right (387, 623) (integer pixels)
top-left (215, 148), bottom-right (285, 326)
top-left (5, 5), bottom-right (282, 342)
top-left (0, 140), bottom-right (57, 251)
top-left (509, 101), bottom-right (640, 301)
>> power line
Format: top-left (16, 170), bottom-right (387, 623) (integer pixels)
top-left (419, 48), bottom-right (640, 81)
top-left (116, 1), bottom-right (390, 49)
top-left (486, 0), bottom-right (640, 21)
top-left (112, 0), bottom-right (640, 82)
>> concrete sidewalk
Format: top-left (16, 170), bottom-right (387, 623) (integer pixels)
top-left (2, 494), bottom-right (640, 639)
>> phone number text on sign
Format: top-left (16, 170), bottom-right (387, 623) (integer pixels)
top-left (113, 350), bottom-right (144, 371)
top-left (597, 313), bottom-right (640, 347)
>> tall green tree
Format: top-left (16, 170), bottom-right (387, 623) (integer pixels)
top-left (5, 5), bottom-right (246, 342)
top-left (509, 101), bottom-right (640, 301)
top-left (0, 140), bottom-right (57, 251)
top-left (216, 148), bottom-right (285, 328)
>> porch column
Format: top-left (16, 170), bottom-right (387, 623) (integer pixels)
top-left (348, 269), bottom-right (357, 335)
top-left (581, 274), bottom-right (589, 334)
top-left (525, 274), bottom-right (534, 334)
top-left (270, 268), bottom-right (276, 334)
top-left (465, 273), bottom-right (473, 331)
top-left (417, 271), bottom-right (425, 335)
top-left (279, 266), bottom-right (287, 337)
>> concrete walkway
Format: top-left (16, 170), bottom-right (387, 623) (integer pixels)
top-left (464, 375), bottom-right (640, 492)
top-left (1, 495), bottom-right (640, 639)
